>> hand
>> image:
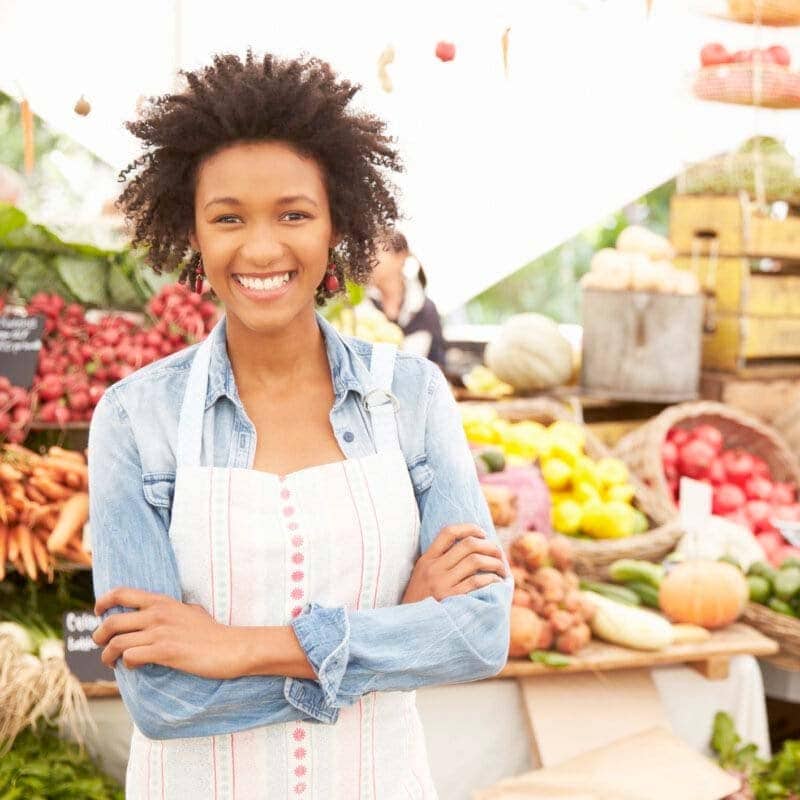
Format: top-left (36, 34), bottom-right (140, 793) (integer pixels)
top-left (93, 588), bottom-right (246, 679)
top-left (401, 524), bottom-right (508, 604)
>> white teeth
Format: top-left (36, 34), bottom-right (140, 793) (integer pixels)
top-left (235, 272), bottom-right (291, 291)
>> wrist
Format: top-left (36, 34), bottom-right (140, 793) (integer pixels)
top-left (230, 625), bottom-right (316, 680)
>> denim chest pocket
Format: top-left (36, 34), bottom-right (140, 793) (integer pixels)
top-left (142, 472), bottom-right (176, 516)
top-left (407, 456), bottom-right (433, 497)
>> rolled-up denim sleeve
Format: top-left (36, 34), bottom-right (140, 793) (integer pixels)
top-left (89, 390), bottom-right (335, 739)
top-left (287, 364), bottom-right (512, 709)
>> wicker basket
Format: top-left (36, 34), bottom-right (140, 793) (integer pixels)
top-left (484, 398), bottom-right (681, 578)
top-left (728, 0), bottom-right (800, 25)
top-left (742, 603), bottom-right (800, 658)
top-left (694, 63), bottom-right (800, 110)
top-left (773, 399), bottom-right (800, 461)
top-left (614, 401), bottom-right (800, 513)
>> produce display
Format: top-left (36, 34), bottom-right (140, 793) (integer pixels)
top-left (483, 313), bottom-right (573, 393)
top-left (0, 726), bottom-right (122, 799)
top-left (508, 533), bottom-right (595, 661)
top-left (713, 712), bottom-right (799, 800)
top-left (580, 226), bottom-right (699, 295)
top-left (0, 444), bottom-right (90, 580)
top-left (662, 424), bottom-right (800, 566)
top-left (461, 365), bottom-right (514, 400)
top-left (328, 304), bottom-right (403, 346)
top-left (746, 557), bottom-right (800, 619)
top-left (700, 44), bottom-right (791, 69)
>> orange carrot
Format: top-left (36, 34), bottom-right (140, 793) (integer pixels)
top-left (31, 535), bottom-right (51, 576)
top-left (20, 98), bottom-right (34, 175)
top-left (48, 447), bottom-right (85, 464)
top-left (0, 463), bottom-right (23, 482)
top-left (7, 526), bottom-right (19, 562)
top-left (47, 492), bottom-right (89, 553)
top-left (0, 492), bottom-right (8, 524)
top-left (0, 525), bottom-right (7, 581)
top-left (62, 545), bottom-right (92, 567)
top-left (24, 484), bottom-right (47, 505)
top-left (29, 477), bottom-right (71, 501)
top-left (16, 525), bottom-right (37, 580)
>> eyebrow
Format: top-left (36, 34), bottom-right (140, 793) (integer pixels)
top-left (203, 194), bottom-right (320, 211)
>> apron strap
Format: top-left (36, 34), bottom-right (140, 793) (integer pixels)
top-left (176, 320), bottom-right (221, 469)
top-left (364, 342), bottom-right (400, 454)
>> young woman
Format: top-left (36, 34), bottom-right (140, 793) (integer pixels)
top-left (367, 231), bottom-right (447, 370)
top-left (89, 52), bottom-right (511, 799)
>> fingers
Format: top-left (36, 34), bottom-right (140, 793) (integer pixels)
top-left (449, 553), bottom-right (508, 586)
top-left (93, 610), bottom-right (150, 646)
top-left (426, 524), bottom-right (485, 558)
top-left (95, 587), bottom-right (169, 616)
top-left (440, 536), bottom-right (506, 571)
top-left (116, 645), bottom-right (159, 670)
top-left (101, 631), bottom-right (153, 668)
top-left (448, 573), bottom-right (506, 597)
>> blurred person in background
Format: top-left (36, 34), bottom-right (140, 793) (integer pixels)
top-left (368, 230), bottom-right (446, 369)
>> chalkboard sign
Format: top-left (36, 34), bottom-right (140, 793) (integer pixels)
top-left (0, 314), bottom-right (45, 389)
top-left (62, 610), bottom-right (115, 683)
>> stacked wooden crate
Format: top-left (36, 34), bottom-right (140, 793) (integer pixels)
top-left (670, 193), bottom-right (800, 372)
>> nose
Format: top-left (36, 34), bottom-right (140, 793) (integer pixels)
top-left (240, 222), bottom-right (284, 267)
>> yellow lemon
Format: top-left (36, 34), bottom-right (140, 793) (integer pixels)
top-left (541, 458), bottom-right (573, 491)
top-left (464, 421), bottom-right (499, 445)
top-left (604, 483), bottom-right (636, 504)
top-left (596, 457), bottom-right (629, 488)
top-left (548, 420), bottom-right (586, 450)
top-left (573, 481), bottom-right (601, 505)
top-left (573, 455), bottom-right (601, 488)
top-left (552, 499), bottom-right (583, 536)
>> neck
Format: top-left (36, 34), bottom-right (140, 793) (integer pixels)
top-left (224, 307), bottom-right (330, 396)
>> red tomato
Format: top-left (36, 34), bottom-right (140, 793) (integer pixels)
top-left (700, 43), bottom-right (731, 67)
top-left (767, 45), bottom-right (791, 67)
top-left (435, 41), bottom-right (456, 62)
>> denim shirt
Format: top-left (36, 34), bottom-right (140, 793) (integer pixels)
top-left (89, 313), bottom-right (512, 740)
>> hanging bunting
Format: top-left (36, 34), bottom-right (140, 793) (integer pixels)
top-left (19, 99), bottom-right (34, 176)
top-left (73, 95), bottom-right (91, 116)
top-left (502, 27), bottom-right (511, 77)
top-left (377, 45), bottom-right (395, 93)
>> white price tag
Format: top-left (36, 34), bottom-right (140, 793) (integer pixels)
top-left (679, 477), bottom-right (713, 539)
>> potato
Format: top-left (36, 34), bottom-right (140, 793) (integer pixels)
top-left (562, 590), bottom-right (582, 613)
top-left (509, 607), bottom-right (545, 658)
top-left (513, 588), bottom-right (533, 609)
top-left (576, 596), bottom-right (597, 623)
top-left (556, 622), bottom-right (592, 655)
top-left (547, 537), bottom-right (574, 571)
top-left (550, 609), bottom-right (577, 634)
top-left (528, 586), bottom-right (546, 615)
top-left (563, 571), bottom-right (580, 591)
top-left (537, 621), bottom-right (555, 651)
top-left (510, 532), bottom-right (550, 571)
top-left (510, 566), bottom-right (530, 588)
top-left (532, 567), bottom-right (565, 603)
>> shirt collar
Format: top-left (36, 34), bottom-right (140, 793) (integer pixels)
top-left (204, 312), bottom-right (372, 411)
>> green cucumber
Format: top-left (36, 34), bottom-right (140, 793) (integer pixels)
top-left (748, 561), bottom-right (777, 583)
top-left (624, 580), bottom-right (661, 608)
top-left (529, 650), bottom-right (571, 668)
top-left (747, 575), bottom-right (772, 605)
top-left (774, 566), bottom-right (800, 601)
top-left (477, 447), bottom-right (506, 473)
top-left (780, 556), bottom-right (800, 570)
top-left (768, 598), bottom-right (796, 617)
top-left (608, 559), bottom-right (665, 589)
top-left (580, 579), bottom-right (641, 606)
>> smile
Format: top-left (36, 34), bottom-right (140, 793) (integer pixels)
top-left (232, 271), bottom-right (296, 291)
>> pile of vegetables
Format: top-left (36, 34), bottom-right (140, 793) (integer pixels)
top-left (508, 532), bottom-right (595, 663)
top-left (0, 615), bottom-right (91, 751)
top-left (662, 424), bottom-right (800, 566)
top-left (700, 43), bottom-right (791, 69)
top-left (580, 226), bottom-right (699, 295)
top-left (0, 726), bottom-right (122, 799)
top-left (599, 557), bottom-right (749, 631)
top-left (24, 285), bottom-right (218, 426)
top-left (746, 557), bottom-right (800, 618)
top-left (713, 711), bottom-right (800, 800)
top-left (0, 444), bottom-right (90, 581)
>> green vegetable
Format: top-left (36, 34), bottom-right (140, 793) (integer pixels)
top-left (768, 598), bottom-right (795, 617)
top-left (529, 650), bottom-right (571, 668)
top-left (747, 575), bottom-right (772, 605)
top-left (748, 561), bottom-right (777, 583)
top-left (624, 580), bottom-right (661, 608)
top-left (780, 556), bottom-right (800, 571)
top-left (711, 712), bottom-right (800, 799)
top-left (579, 579), bottom-right (641, 606)
top-left (477, 447), bottom-right (506, 473)
top-left (717, 555), bottom-right (742, 571)
top-left (608, 559), bottom-right (664, 588)
top-left (0, 726), bottom-right (123, 799)
top-left (774, 567), bottom-right (800, 602)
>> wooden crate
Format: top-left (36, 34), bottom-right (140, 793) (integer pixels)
top-left (674, 256), bottom-right (800, 316)
top-left (702, 367), bottom-right (800, 424)
top-left (580, 289), bottom-right (703, 402)
top-left (671, 194), bottom-right (800, 260)
top-left (703, 313), bottom-right (800, 371)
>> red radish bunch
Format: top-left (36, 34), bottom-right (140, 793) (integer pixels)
top-left (663, 424), bottom-right (800, 565)
top-left (0, 376), bottom-right (34, 444)
top-left (21, 285), bottom-right (218, 428)
top-left (700, 43), bottom-right (791, 68)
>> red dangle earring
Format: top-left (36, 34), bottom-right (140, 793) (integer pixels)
top-left (193, 255), bottom-right (205, 294)
top-left (324, 258), bottom-right (340, 293)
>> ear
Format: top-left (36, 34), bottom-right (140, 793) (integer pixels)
top-left (189, 231), bottom-right (199, 251)
top-left (330, 231), bottom-right (343, 250)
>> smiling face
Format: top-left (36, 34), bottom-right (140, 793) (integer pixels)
top-left (191, 140), bottom-right (336, 336)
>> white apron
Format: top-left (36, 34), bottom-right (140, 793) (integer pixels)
top-left (125, 333), bottom-right (438, 799)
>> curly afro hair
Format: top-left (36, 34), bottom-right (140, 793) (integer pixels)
top-left (118, 51), bottom-right (403, 296)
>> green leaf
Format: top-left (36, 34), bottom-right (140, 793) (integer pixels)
top-left (107, 262), bottom-right (143, 309)
top-left (0, 203), bottom-right (28, 237)
top-left (14, 256), bottom-right (75, 301)
top-left (53, 255), bottom-right (109, 306)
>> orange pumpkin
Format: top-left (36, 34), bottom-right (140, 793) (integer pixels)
top-left (659, 560), bottom-right (749, 629)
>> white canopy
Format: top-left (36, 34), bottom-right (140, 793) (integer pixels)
top-left (2, 0), bottom-right (799, 312)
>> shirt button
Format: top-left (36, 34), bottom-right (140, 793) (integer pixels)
top-left (343, 431), bottom-right (355, 443)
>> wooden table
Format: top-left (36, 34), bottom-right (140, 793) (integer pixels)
top-left (500, 623), bottom-right (778, 681)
